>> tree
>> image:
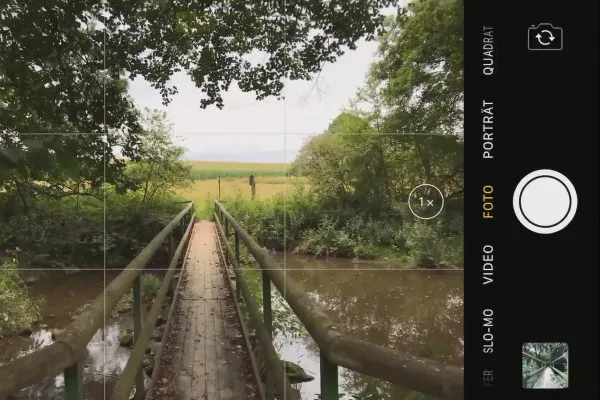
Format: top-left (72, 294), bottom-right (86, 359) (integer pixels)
top-left (125, 109), bottom-right (194, 202)
top-left (293, 113), bottom-right (385, 211)
top-left (1, 2), bottom-right (143, 190)
top-left (366, 0), bottom-right (464, 134)
top-left (293, 111), bottom-right (463, 214)
top-left (2, 0), bottom-right (398, 196)
top-left (106, 0), bottom-right (397, 109)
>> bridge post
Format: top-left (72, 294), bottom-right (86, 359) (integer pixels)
top-left (262, 270), bottom-right (274, 400)
top-left (167, 231), bottom-right (176, 297)
top-left (132, 276), bottom-right (145, 400)
top-left (169, 231), bottom-right (175, 259)
top-left (64, 361), bottom-right (84, 400)
top-left (234, 232), bottom-right (241, 301)
top-left (224, 219), bottom-right (230, 264)
top-left (319, 351), bottom-right (339, 400)
top-left (262, 271), bottom-right (273, 337)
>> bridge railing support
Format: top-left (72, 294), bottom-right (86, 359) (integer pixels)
top-left (132, 276), bottom-right (144, 400)
top-left (213, 200), bottom-right (464, 400)
top-left (214, 211), bottom-right (299, 400)
top-left (0, 202), bottom-right (195, 400)
top-left (234, 231), bottom-right (241, 301)
top-left (262, 270), bottom-right (274, 400)
top-left (320, 351), bottom-right (339, 400)
top-left (64, 362), bottom-right (84, 400)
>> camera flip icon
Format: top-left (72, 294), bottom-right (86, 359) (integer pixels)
top-left (528, 23), bottom-right (563, 51)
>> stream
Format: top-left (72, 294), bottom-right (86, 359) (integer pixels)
top-left (0, 270), bottom-right (164, 400)
top-left (1, 253), bottom-right (463, 400)
top-left (270, 253), bottom-right (464, 400)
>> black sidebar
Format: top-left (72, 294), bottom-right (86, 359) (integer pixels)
top-left (465, 1), bottom-right (599, 399)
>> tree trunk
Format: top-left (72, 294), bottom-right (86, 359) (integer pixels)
top-left (14, 180), bottom-right (32, 234)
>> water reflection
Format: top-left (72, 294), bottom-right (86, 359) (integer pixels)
top-left (0, 271), bottom-right (144, 400)
top-left (270, 253), bottom-right (463, 400)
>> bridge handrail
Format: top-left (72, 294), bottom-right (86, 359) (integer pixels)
top-left (110, 208), bottom-right (195, 400)
top-left (214, 212), bottom-right (299, 400)
top-left (214, 200), bottom-right (464, 400)
top-left (0, 202), bottom-right (195, 400)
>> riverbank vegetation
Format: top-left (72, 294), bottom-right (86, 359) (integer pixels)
top-left (0, 253), bottom-right (44, 337)
top-left (1, 0), bottom-right (397, 340)
top-left (1, 110), bottom-right (193, 272)
top-left (221, 127), bottom-right (464, 267)
top-left (220, 0), bottom-right (464, 268)
top-left (0, 109), bottom-right (194, 337)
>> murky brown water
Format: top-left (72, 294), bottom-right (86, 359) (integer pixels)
top-left (2, 254), bottom-right (462, 400)
top-left (271, 253), bottom-right (464, 400)
top-left (0, 270), bottom-right (155, 400)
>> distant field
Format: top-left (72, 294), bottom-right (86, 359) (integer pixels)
top-left (186, 161), bottom-right (288, 179)
top-left (179, 160), bottom-right (304, 218)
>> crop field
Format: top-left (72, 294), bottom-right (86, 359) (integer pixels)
top-left (178, 161), bottom-right (305, 217)
top-left (187, 161), bottom-right (288, 179)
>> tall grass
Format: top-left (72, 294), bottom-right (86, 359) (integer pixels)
top-left (0, 257), bottom-right (43, 337)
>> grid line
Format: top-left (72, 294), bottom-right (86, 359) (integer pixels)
top-left (7, 131), bottom-right (459, 136)
top-left (12, 268), bottom-right (463, 271)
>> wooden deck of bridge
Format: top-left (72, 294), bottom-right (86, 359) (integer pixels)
top-left (161, 221), bottom-right (251, 400)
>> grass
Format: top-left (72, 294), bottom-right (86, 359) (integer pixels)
top-left (178, 161), bottom-right (306, 219)
top-left (187, 161), bottom-right (288, 179)
top-left (179, 176), bottom-right (307, 219)
top-left (0, 259), bottom-right (43, 337)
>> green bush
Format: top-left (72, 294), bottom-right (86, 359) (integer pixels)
top-left (0, 256), bottom-right (43, 338)
top-left (220, 191), bottom-right (397, 259)
top-left (0, 190), bottom-right (185, 271)
top-left (141, 273), bottom-right (162, 298)
top-left (219, 188), bottom-right (463, 267)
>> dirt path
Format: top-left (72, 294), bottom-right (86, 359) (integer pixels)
top-left (148, 221), bottom-right (258, 400)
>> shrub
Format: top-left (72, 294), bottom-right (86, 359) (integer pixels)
top-left (0, 255), bottom-right (43, 338)
top-left (218, 188), bottom-right (463, 266)
top-left (0, 190), bottom-right (185, 271)
top-left (141, 273), bottom-right (162, 298)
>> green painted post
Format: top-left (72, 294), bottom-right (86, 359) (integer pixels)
top-left (262, 271), bottom-right (273, 336)
top-left (224, 219), bottom-right (229, 264)
top-left (64, 362), bottom-right (84, 400)
top-left (319, 351), bottom-right (339, 400)
top-left (133, 276), bottom-right (145, 400)
top-left (262, 270), bottom-right (273, 400)
top-left (168, 231), bottom-right (176, 297)
top-left (234, 232), bottom-right (241, 301)
top-left (169, 231), bottom-right (175, 260)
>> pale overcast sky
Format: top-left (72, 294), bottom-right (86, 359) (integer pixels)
top-left (126, 4), bottom-right (401, 163)
top-left (128, 39), bottom-right (378, 163)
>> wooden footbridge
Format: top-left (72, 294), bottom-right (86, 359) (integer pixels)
top-left (0, 201), bottom-right (464, 400)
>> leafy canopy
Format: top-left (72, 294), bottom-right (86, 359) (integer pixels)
top-left (1, 0), bottom-right (397, 188)
top-left (125, 109), bottom-right (194, 202)
top-left (361, 0), bottom-right (464, 134)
